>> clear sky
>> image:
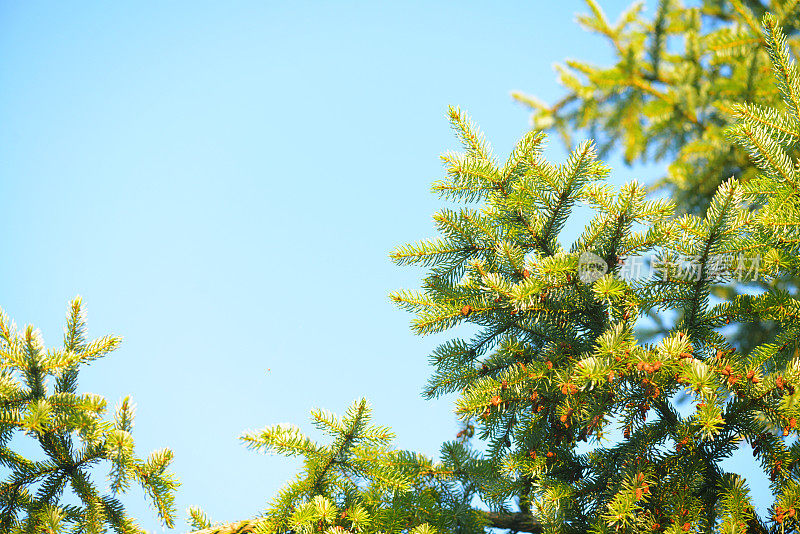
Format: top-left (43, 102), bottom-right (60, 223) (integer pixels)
top-left (1, 1), bottom-right (761, 532)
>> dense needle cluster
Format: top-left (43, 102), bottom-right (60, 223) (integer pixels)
top-left (0, 297), bottom-right (178, 533)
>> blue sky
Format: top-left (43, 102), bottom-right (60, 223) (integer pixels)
top-left (0, 1), bottom-right (745, 531)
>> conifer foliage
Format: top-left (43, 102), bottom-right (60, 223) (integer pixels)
top-left (387, 16), bottom-right (800, 534)
top-left (513, 0), bottom-right (797, 215)
top-left (512, 0), bottom-right (800, 353)
top-left (190, 12), bottom-right (800, 534)
top-left (15, 3), bottom-right (800, 534)
top-left (188, 398), bottom-right (485, 534)
top-left (0, 297), bottom-right (178, 533)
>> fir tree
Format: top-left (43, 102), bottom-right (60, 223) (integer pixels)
top-left (513, 0), bottom-right (797, 215)
top-left (70, 3), bottom-right (800, 534)
top-left (194, 16), bottom-right (800, 534)
top-left (512, 0), bottom-right (800, 352)
top-left (386, 15), bottom-right (800, 533)
top-left (188, 398), bottom-right (487, 534)
top-left (0, 297), bottom-right (178, 533)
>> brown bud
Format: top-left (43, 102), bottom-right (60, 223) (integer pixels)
top-left (460, 305), bottom-right (473, 317)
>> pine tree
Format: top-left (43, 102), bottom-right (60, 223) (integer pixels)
top-left (0, 297), bottom-right (178, 533)
top-left (385, 14), bottom-right (800, 533)
top-left (512, 0), bottom-right (800, 352)
top-left (171, 4), bottom-right (800, 534)
top-left (188, 398), bottom-right (487, 534)
top-left (513, 0), bottom-right (797, 215)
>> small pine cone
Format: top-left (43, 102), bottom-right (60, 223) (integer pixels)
top-left (460, 305), bottom-right (473, 317)
top-left (490, 395), bottom-right (502, 407)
